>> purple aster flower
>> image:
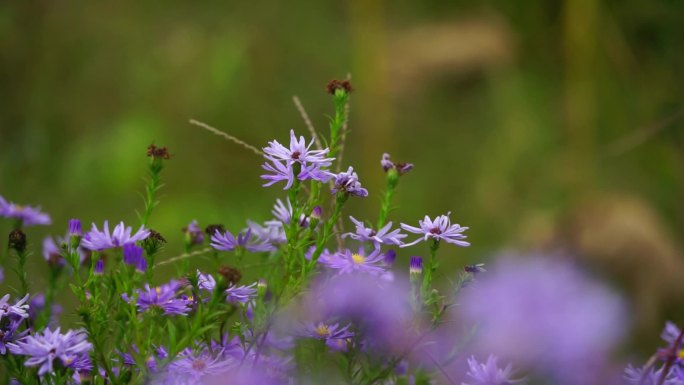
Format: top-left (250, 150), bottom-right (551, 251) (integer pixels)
top-left (247, 220), bottom-right (287, 245)
top-left (225, 283), bottom-right (257, 304)
top-left (271, 198), bottom-right (308, 226)
top-left (400, 212), bottom-right (470, 248)
top-left (68, 219), bottom-right (83, 237)
top-left (163, 349), bottom-right (233, 385)
top-left (384, 249), bottom-right (397, 266)
top-left (323, 248), bottom-right (388, 275)
top-left (331, 167), bottom-right (368, 197)
top-left (463, 355), bottom-right (523, 385)
top-left (183, 220), bottom-right (204, 246)
top-left (210, 228), bottom-right (274, 253)
top-left (123, 243), bottom-right (144, 267)
top-left (409, 256), bottom-right (423, 275)
top-left (303, 322), bottom-right (354, 340)
top-left (94, 259), bottom-right (105, 275)
top-left (0, 195), bottom-right (51, 226)
top-left (0, 294), bottom-right (29, 322)
top-left (0, 319), bottom-right (29, 354)
top-left (81, 220), bottom-right (150, 251)
top-left (43, 236), bottom-right (65, 267)
top-left (459, 255), bottom-right (626, 383)
top-left (261, 158), bottom-right (332, 190)
top-left (197, 271), bottom-right (217, 293)
top-left (343, 216), bottom-right (407, 246)
top-left (381, 153), bottom-right (414, 175)
top-left (624, 364), bottom-right (684, 385)
top-left (263, 129), bottom-right (334, 167)
top-left (8, 327), bottom-right (92, 376)
top-left (133, 281), bottom-right (191, 316)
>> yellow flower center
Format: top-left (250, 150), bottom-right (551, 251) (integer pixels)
top-left (679, 349), bottom-right (684, 360)
top-left (351, 253), bottom-right (366, 264)
top-left (155, 287), bottom-right (162, 295)
top-left (315, 324), bottom-right (331, 338)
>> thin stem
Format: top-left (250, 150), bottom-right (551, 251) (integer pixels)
top-left (293, 96), bottom-right (323, 151)
top-left (189, 119), bottom-right (263, 156)
top-left (422, 240), bottom-right (440, 300)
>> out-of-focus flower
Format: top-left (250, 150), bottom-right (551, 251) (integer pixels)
top-left (8, 327), bottom-right (92, 376)
top-left (28, 293), bottom-right (62, 325)
top-left (343, 217), bottom-right (406, 247)
top-left (43, 236), bottom-right (65, 267)
top-left (463, 355), bottom-right (524, 385)
top-left (247, 220), bottom-right (287, 245)
top-left (331, 167), bottom-right (368, 197)
top-left (0, 294), bottom-right (29, 322)
top-left (225, 283), bottom-right (257, 304)
top-left (0, 195), bottom-right (51, 226)
top-left (182, 220), bottom-right (205, 246)
top-left (81, 221), bottom-right (150, 251)
top-left (0, 319), bottom-right (29, 354)
top-left (624, 364), bottom-right (684, 385)
top-left (323, 248), bottom-right (387, 275)
top-left (381, 153), bottom-right (413, 175)
top-left (123, 243), bottom-right (144, 268)
top-left (464, 264), bottom-right (486, 274)
top-left (459, 255), bottom-right (626, 382)
top-left (210, 228), bottom-right (274, 253)
top-left (68, 219), bottom-right (83, 237)
top-left (271, 198), bottom-right (308, 227)
top-left (400, 213), bottom-right (469, 248)
top-left (197, 271), bottom-right (217, 293)
top-left (164, 349), bottom-right (233, 384)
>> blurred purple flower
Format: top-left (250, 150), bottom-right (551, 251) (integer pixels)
top-left (81, 221), bottom-right (150, 251)
top-left (0, 294), bottom-right (29, 322)
top-left (210, 228), bottom-right (274, 253)
top-left (247, 220), bottom-right (286, 245)
top-left (343, 216), bottom-right (407, 247)
top-left (0, 319), bottom-right (29, 354)
top-left (271, 198), bottom-right (308, 227)
top-left (68, 219), bottom-right (83, 237)
top-left (164, 349), bottom-right (233, 384)
top-left (183, 220), bottom-right (204, 246)
top-left (225, 283), bottom-right (257, 304)
top-left (123, 243), bottom-right (144, 267)
top-left (0, 195), bottom-right (51, 226)
top-left (400, 213), bottom-right (469, 248)
top-left (331, 167), bottom-right (368, 197)
top-left (8, 327), bottom-right (92, 376)
top-left (624, 364), bottom-right (684, 385)
top-left (463, 355), bottom-right (524, 385)
top-left (323, 248), bottom-right (387, 275)
top-left (131, 281), bottom-right (191, 316)
top-left (381, 153), bottom-right (413, 175)
top-left (459, 256), bottom-right (626, 383)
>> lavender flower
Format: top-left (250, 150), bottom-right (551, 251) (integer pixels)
top-left (381, 153), bottom-right (413, 175)
top-left (247, 220), bottom-right (287, 245)
top-left (8, 327), bottom-right (92, 376)
top-left (343, 216), bottom-right (406, 246)
top-left (68, 219), bottom-right (83, 237)
top-left (225, 283), bottom-right (257, 304)
top-left (400, 213), bottom-right (469, 248)
top-left (197, 271), bottom-right (217, 293)
top-left (272, 198), bottom-right (307, 226)
top-left (409, 256), bottom-right (423, 275)
top-left (463, 355), bottom-right (523, 385)
top-left (624, 364), bottom-right (684, 385)
top-left (0, 195), bottom-right (51, 226)
top-left (132, 281), bottom-right (191, 316)
top-left (0, 294), bottom-right (29, 322)
top-left (459, 255), bottom-right (626, 382)
top-left (81, 220), bottom-right (150, 251)
top-left (0, 319), bottom-right (29, 354)
top-left (464, 263), bottom-right (486, 274)
top-left (261, 157), bottom-right (332, 190)
top-left (331, 167), bottom-right (368, 197)
top-left (263, 130), bottom-right (333, 167)
top-left (43, 236), bottom-right (65, 267)
top-left (123, 243), bottom-right (144, 267)
top-left (210, 228), bottom-right (274, 253)
top-left (323, 248), bottom-right (387, 275)
top-left (165, 349), bottom-right (233, 384)
top-left (303, 322), bottom-right (354, 340)
top-left (94, 259), bottom-right (105, 275)
top-left (183, 220), bottom-right (204, 246)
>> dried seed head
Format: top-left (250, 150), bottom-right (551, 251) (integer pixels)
top-left (219, 265), bottom-right (242, 285)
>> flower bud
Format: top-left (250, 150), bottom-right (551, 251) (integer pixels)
top-left (409, 256), bottom-right (423, 281)
top-left (8, 229), bottom-right (26, 253)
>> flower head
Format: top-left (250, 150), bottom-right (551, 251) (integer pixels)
top-left (331, 167), bottom-right (368, 197)
top-left (132, 281), bottom-right (191, 316)
top-left (624, 364), bottom-right (684, 385)
top-left (68, 219), bottom-right (83, 237)
top-left (8, 327), bottom-right (92, 376)
top-left (183, 220), bottom-right (204, 246)
top-left (303, 322), bottom-right (354, 340)
top-left (81, 221), bottom-right (150, 251)
top-left (264, 130), bottom-right (333, 168)
top-left (0, 319), bottom-right (29, 354)
top-left (323, 248), bottom-right (387, 275)
top-left (210, 228), bottom-right (274, 253)
top-left (0, 294), bottom-right (29, 322)
top-left (400, 213), bottom-right (469, 248)
top-left (381, 153), bottom-right (413, 175)
top-left (343, 216), bottom-right (406, 246)
top-left (247, 220), bottom-right (286, 245)
top-left (225, 283), bottom-right (257, 304)
top-left (463, 355), bottom-right (523, 385)
top-left (0, 195), bottom-right (51, 226)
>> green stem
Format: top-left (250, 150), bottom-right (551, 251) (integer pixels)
top-left (377, 170), bottom-right (399, 229)
top-left (140, 158), bottom-right (164, 227)
top-left (422, 240), bottom-right (440, 300)
top-left (16, 249), bottom-right (28, 297)
top-left (328, 91), bottom-right (349, 160)
top-left (308, 194), bottom-right (348, 273)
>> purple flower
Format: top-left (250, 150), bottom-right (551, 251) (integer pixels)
top-left (0, 294), bottom-right (29, 322)
top-left (400, 213), bottom-right (469, 248)
top-left (225, 283), bottom-right (257, 304)
top-left (459, 255), bottom-right (626, 382)
top-left (132, 281), bottom-right (191, 316)
top-left (343, 216), bottom-right (406, 246)
top-left (247, 220), bottom-right (286, 245)
top-left (381, 153), bottom-right (413, 175)
top-left (261, 158), bottom-right (332, 190)
top-left (263, 130), bottom-right (333, 168)
top-left (210, 228), bottom-right (273, 253)
top-left (183, 220), bottom-right (204, 246)
top-left (197, 271), bottom-right (217, 293)
top-left (0, 195), bottom-right (51, 226)
top-left (0, 319), bottom-right (29, 354)
top-left (8, 327), bottom-right (92, 376)
top-left (323, 248), bottom-right (387, 275)
top-left (68, 219), bottom-right (83, 237)
top-left (624, 364), bottom-right (684, 385)
top-left (28, 293), bottom-right (62, 325)
top-left (409, 256), bottom-right (423, 275)
top-left (43, 236), bottom-right (65, 266)
top-left (164, 349), bottom-right (233, 384)
top-left (81, 221), bottom-right (150, 251)
top-left (123, 243), bottom-right (144, 267)
top-left (464, 355), bottom-right (523, 385)
top-left (303, 322), bottom-right (354, 340)
top-left (94, 259), bottom-right (105, 275)
top-left (465, 263), bottom-right (487, 274)
top-left (384, 249), bottom-right (397, 266)
top-left (271, 198), bottom-right (307, 226)
top-left (331, 167), bottom-right (368, 197)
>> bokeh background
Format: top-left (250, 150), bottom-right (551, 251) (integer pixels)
top-left (1, 0), bottom-right (683, 357)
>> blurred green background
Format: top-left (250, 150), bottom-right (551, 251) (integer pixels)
top-left (1, 1), bottom-right (683, 352)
